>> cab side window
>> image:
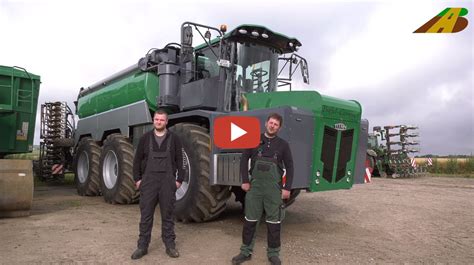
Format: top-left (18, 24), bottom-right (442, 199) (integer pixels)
top-left (195, 47), bottom-right (219, 80)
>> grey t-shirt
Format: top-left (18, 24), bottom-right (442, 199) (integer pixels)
top-left (154, 133), bottom-right (166, 148)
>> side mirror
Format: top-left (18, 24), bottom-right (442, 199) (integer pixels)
top-left (182, 25), bottom-right (193, 47)
top-left (138, 56), bottom-right (148, 71)
top-left (277, 53), bottom-right (310, 90)
top-left (300, 59), bottom-right (309, 84)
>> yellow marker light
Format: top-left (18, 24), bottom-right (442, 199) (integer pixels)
top-left (220, 24), bottom-right (228, 33)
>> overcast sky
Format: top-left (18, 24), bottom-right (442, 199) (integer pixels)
top-left (1, 0), bottom-right (472, 155)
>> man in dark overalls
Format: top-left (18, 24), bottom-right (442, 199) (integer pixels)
top-left (232, 113), bottom-right (294, 265)
top-left (131, 109), bottom-right (184, 260)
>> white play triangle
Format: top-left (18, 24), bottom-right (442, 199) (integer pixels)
top-left (230, 122), bottom-right (247, 142)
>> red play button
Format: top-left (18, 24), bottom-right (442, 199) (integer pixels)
top-left (214, 116), bottom-right (260, 149)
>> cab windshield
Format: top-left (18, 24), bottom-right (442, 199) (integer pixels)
top-left (234, 43), bottom-right (279, 93)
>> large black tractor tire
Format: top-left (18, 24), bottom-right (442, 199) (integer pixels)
top-left (73, 138), bottom-right (101, 196)
top-left (170, 123), bottom-right (231, 222)
top-left (99, 134), bottom-right (138, 204)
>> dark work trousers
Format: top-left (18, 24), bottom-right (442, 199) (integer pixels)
top-left (137, 135), bottom-right (177, 250)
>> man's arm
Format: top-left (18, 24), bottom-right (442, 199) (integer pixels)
top-left (174, 135), bottom-right (185, 184)
top-left (240, 148), bottom-right (252, 184)
top-left (282, 141), bottom-right (294, 191)
top-left (133, 135), bottom-right (146, 182)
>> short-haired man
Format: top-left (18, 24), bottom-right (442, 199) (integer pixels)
top-left (232, 113), bottom-right (294, 265)
top-left (131, 109), bottom-right (184, 260)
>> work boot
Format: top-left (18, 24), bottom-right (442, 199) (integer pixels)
top-left (166, 248), bottom-right (180, 258)
top-left (131, 248), bottom-right (148, 260)
top-left (268, 256), bottom-right (281, 265)
top-left (232, 253), bottom-right (251, 264)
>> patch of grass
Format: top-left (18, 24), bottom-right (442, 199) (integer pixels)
top-left (427, 173), bottom-right (474, 179)
top-left (4, 151), bottom-right (39, 160)
top-left (64, 173), bottom-right (75, 185)
top-left (33, 176), bottom-right (47, 187)
top-left (418, 156), bottom-right (474, 175)
top-left (34, 173), bottom-right (76, 187)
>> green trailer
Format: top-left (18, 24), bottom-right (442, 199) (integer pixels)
top-left (0, 65), bottom-right (41, 217)
top-left (40, 22), bottom-right (363, 222)
top-left (0, 65), bottom-right (40, 156)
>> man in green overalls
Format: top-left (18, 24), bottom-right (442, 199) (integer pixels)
top-left (232, 113), bottom-right (294, 265)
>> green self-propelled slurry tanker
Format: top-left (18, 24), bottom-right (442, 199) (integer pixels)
top-left (47, 22), bottom-right (363, 222)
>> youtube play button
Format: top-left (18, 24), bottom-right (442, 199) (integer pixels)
top-left (214, 116), bottom-right (260, 149)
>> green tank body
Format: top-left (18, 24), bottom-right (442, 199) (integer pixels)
top-left (76, 68), bottom-right (159, 119)
top-left (0, 65), bottom-right (41, 156)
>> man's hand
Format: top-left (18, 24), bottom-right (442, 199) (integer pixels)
top-left (135, 180), bottom-right (142, 189)
top-left (282, 189), bottom-right (290, 200)
top-left (241, 183), bottom-right (250, 192)
top-left (176, 181), bottom-right (182, 189)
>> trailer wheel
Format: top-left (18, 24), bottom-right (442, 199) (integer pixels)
top-left (99, 134), bottom-right (138, 204)
top-left (170, 123), bottom-right (231, 222)
top-left (73, 138), bottom-right (101, 196)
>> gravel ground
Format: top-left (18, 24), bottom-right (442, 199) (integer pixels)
top-left (1, 176), bottom-right (473, 264)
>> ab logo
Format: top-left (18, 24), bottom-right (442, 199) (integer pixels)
top-left (414, 8), bottom-right (469, 33)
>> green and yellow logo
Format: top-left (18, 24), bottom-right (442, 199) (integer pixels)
top-left (414, 8), bottom-right (468, 33)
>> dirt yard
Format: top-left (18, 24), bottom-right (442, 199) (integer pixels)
top-left (1, 176), bottom-right (473, 264)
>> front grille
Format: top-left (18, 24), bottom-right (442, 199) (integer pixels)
top-left (320, 126), bottom-right (354, 183)
top-left (321, 126), bottom-right (337, 183)
top-left (335, 129), bottom-right (354, 182)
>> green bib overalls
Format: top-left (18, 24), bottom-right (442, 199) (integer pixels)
top-left (241, 153), bottom-right (284, 258)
